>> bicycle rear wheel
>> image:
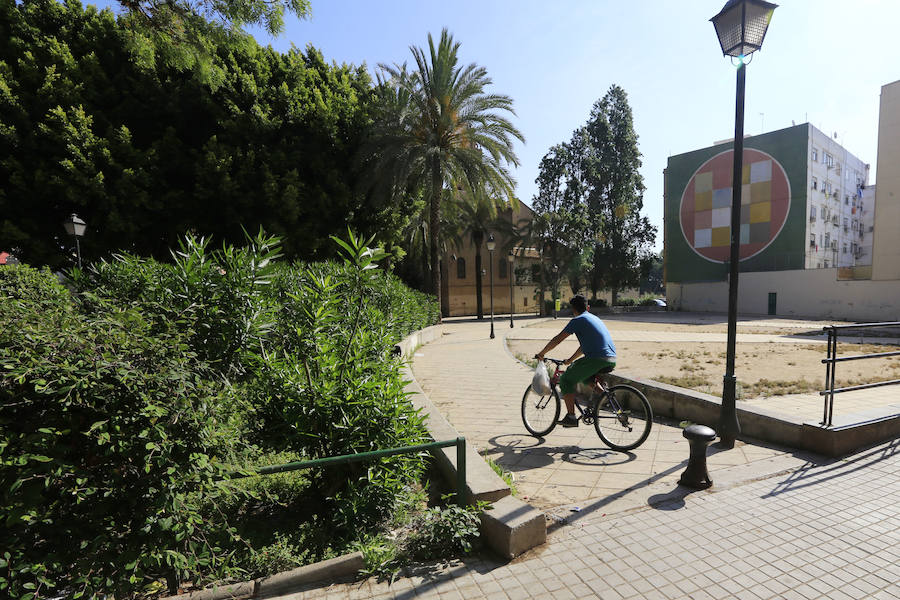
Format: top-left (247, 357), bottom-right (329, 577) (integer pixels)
top-left (521, 384), bottom-right (561, 437)
top-left (593, 384), bottom-right (652, 451)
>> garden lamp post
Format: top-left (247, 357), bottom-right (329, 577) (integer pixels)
top-left (711, 0), bottom-right (776, 448)
top-left (508, 251), bottom-right (515, 328)
top-left (63, 213), bottom-right (87, 268)
top-left (552, 264), bottom-right (559, 319)
top-left (487, 234), bottom-right (496, 339)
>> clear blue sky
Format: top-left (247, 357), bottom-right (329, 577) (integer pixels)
top-left (98, 1), bottom-right (900, 252)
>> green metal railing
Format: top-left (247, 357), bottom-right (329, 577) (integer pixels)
top-left (820, 322), bottom-right (900, 427)
top-left (233, 437), bottom-right (468, 504)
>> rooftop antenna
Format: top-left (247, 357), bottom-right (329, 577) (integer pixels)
top-left (759, 113), bottom-right (765, 133)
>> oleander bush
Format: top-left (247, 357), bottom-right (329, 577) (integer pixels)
top-left (0, 231), bottom-right (438, 598)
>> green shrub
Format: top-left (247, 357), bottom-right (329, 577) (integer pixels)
top-left (402, 502), bottom-right (482, 559)
top-left (0, 231), bottom-right (438, 597)
top-left (0, 291), bottom-right (254, 598)
top-left (0, 264), bottom-right (71, 310)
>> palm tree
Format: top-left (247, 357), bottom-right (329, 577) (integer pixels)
top-left (446, 185), bottom-right (516, 319)
top-left (366, 29), bottom-right (524, 316)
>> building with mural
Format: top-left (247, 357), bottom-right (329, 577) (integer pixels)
top-left (664, 82), bottom-right (900, 321)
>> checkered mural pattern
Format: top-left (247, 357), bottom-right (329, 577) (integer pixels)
top-left (679, 148), bottom-right (791, 263)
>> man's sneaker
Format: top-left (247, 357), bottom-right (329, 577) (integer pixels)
top-left (558, 414), bottom-right (579, 428)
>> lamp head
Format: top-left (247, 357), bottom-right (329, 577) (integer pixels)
top-left (486, 234), bottom-right (496, 252)
top-left (64, 213), bottom-right (87, 237)
top-left (711, 0), bottom-right (777, 58)
top-left (507, 251), bottom-right (514, 263)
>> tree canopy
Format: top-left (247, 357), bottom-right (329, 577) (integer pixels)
top-left (0, 0), bottom-right (404, 268)
top-left (531, 84), bottom-right (656, 301)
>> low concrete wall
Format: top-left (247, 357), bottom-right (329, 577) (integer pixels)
top-left (397, 326), bottom-right (546, 558)
top-left (667, 269), bottom-right (900, 321)
top-left (610, 373), bottom-right (900, 457)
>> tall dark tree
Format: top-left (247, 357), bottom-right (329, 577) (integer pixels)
top-left (583, 85), bottom-right (656, 303)
top-left (366, 29), bottom-right (523, 316)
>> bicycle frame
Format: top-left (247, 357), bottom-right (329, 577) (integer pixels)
top-left (544, 359), bottom-right (621, 424)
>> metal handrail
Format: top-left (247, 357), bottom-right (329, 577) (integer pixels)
top-left (231, 437), bottom-right (468, 504)
top-left (819, 323), bottom-right (900, 427)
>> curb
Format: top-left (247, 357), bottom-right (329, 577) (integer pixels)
top-left (165, 553), bottom-right (364, 600)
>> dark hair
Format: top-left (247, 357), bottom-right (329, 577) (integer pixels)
top-left (570, 294), bottom-right (587, 313)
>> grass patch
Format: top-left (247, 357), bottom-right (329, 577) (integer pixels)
top-left (655, 374), bottom-right (714, 390)
top-left (742, 378), bottom-right (820, 397)
top-left (483, 454), bottom-right (518, 496)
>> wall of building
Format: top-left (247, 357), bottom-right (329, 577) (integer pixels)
top-left (804, 125), bottom-right (871, 270)
top-left (667, 268), bottom-right (900, 321)
top-left (665, 124), bottom-right (809, 284)
top-left (872, 80), bottom-right (900, 281)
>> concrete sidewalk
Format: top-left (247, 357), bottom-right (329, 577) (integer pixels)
top-left (276, 439), bottom-right (899, 599)
top-left (267, 318), bottom-right (899, 599)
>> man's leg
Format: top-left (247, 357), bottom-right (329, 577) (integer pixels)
top-left (563, 393), bottom-right (576, 416)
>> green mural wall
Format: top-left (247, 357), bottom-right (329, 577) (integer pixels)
top-left (665, 124), bottom-right (809, 283)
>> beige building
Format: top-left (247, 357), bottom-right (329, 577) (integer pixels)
top-left (872, 80), bottom-right (900, 281)
top-left (440, 202), bottom-right (543, 318)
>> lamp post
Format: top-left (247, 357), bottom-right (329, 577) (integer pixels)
top-left (63, 213), bottom-right (87, 269)
top-left (711, 0), bottom-right (776, 448)
top-left (487, 234), bottom-right (496, 339)
top-left (508, 251), bottom-right (515, 328)
top-left (552, 264), bottom-right (559, 319)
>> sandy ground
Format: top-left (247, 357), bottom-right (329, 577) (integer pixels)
top-left (509, 315), bottom-right (900, 399)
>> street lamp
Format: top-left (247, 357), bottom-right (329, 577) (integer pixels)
top-left (63, 213), bottom-right (87, 268)
top-left (711, 0), bottom-right (776, 448)
top-left (552, 264), bottom-right (559, 319)
top-left (508, 251), bottom-right (515, 328)
top-left (487, 234), bottom-right (496, 339)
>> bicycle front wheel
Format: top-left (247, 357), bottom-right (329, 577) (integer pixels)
top-left (521, 384), bottom-right (561, 437)
top-left (593, 384), bottom-right (652, 451)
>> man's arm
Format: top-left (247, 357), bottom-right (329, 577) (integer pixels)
top-left (535, 330), bottom-right (571, 360)
top-left (565, 347), bottom-right (583, 365)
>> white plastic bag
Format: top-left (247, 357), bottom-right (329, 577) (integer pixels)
top-left (532, 361), bottom-right (552, 395)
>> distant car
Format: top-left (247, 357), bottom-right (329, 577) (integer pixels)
top-left (653, 298), bottom-right (667, 307)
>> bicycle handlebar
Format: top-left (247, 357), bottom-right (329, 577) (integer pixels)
top-left (536, 356), bottom-right (566, 366)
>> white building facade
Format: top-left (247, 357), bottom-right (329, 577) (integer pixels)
top-left (805, 126), bottom-right (872, 271)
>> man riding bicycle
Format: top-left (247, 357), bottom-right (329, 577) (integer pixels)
top-left (535, 294), bottom-right (616, 427)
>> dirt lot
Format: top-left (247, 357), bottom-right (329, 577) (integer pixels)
top-left (509, 315), bottom-right (900, 400)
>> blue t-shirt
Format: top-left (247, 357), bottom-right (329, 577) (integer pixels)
top-left (563, 312), bottom-right (616, 359)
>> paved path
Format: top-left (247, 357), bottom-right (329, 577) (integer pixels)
top-left (269, 317), bottom-right (899, 599)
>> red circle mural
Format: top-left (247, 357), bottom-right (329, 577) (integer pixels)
top-left (679, 148), bottom-right (791, 263)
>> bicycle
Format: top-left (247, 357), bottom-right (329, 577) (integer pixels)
top-left (521, 358), bottom-right (653, 451)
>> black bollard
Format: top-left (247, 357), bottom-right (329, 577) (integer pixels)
top-left (678, 424), bottom-right (717, 489)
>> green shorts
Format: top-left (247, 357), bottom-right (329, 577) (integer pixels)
top-left (559, 357), bottom-right (616, 395)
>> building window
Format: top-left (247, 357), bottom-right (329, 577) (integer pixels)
top-left (810, 206), bottom-right (817, 221)
top-left (456, 257), bottom-right (466, 279)
top-left (836, 163), bottom-right (841, 176)
top-left (812, 148), bottom-right (818, 162)
top-left (824, 152), bottom-right (833, 167)
top-left (499, 259), bottom-right (507, 279)
top-left (842, 243), bottom-right (848, 254)
top-left (824, 233), bottom-right (830, 247)
top-left (825, 182), bottom-right (832, 194)
top-left (812, 177), bottom-right (817, 190)
top-left (809, 234), bottom-right (816, 248)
